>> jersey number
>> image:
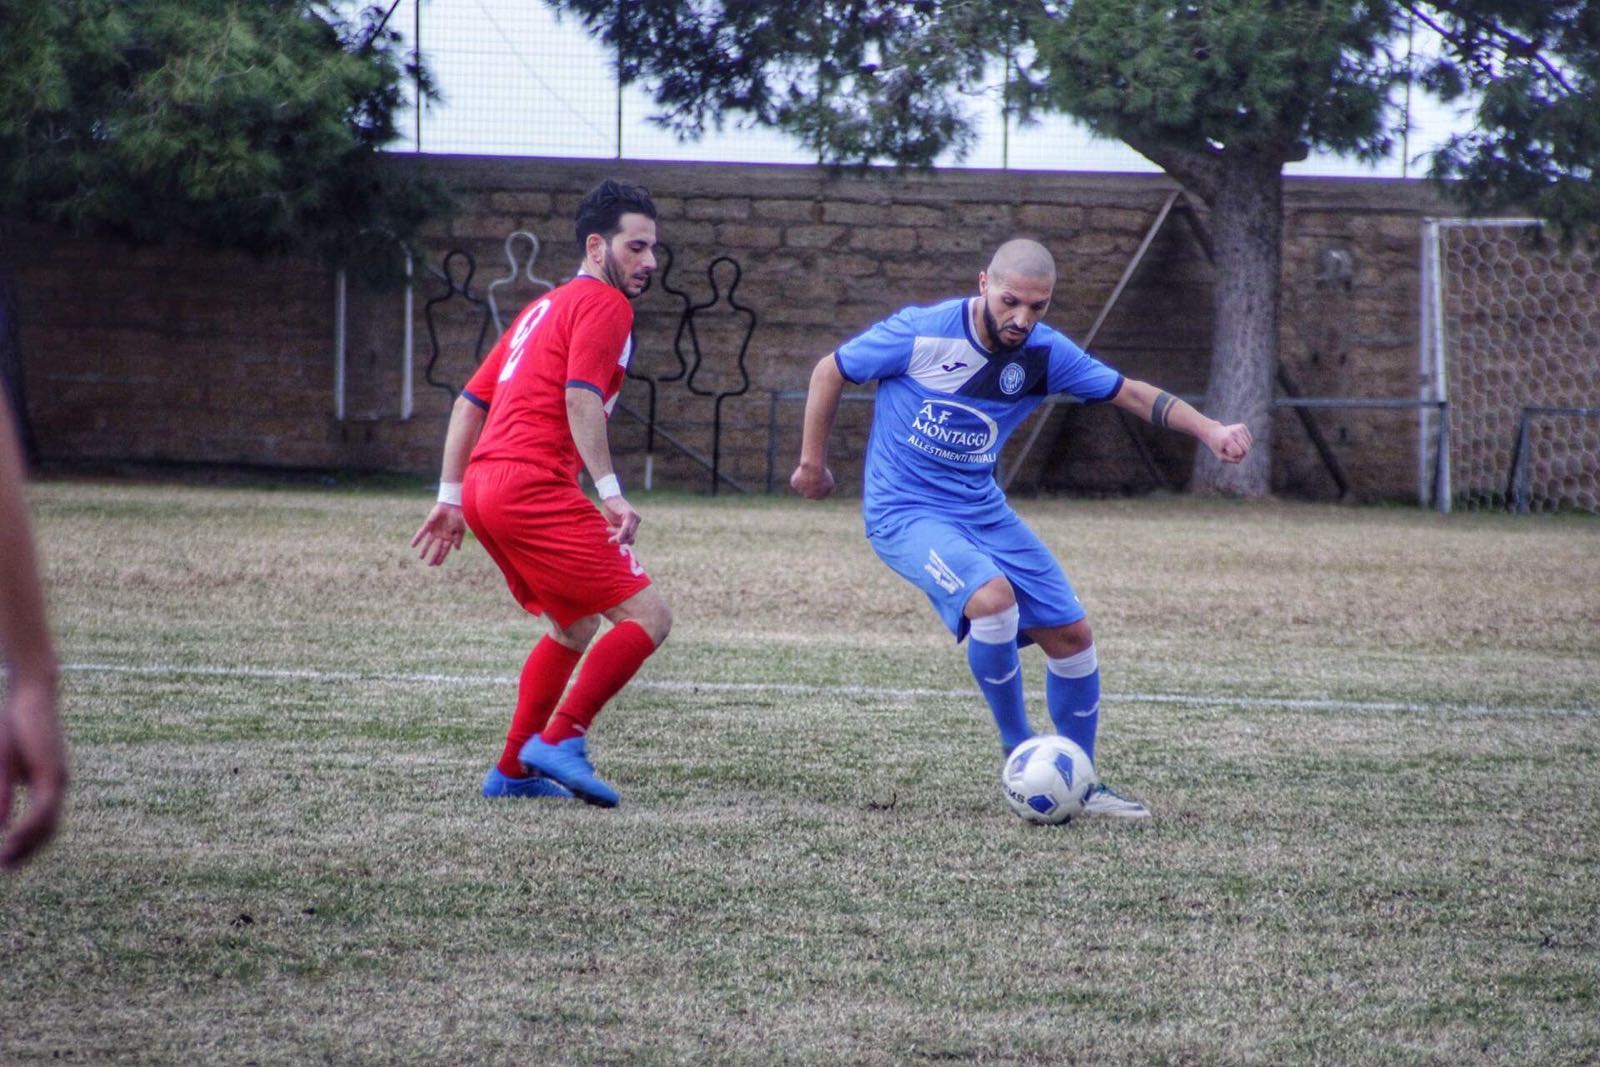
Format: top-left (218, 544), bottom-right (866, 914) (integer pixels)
top-left (498, 298), bottom-right (552, 384)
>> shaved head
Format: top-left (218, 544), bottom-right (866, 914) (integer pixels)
top-left (986, 239), bottom-right (1056, 286)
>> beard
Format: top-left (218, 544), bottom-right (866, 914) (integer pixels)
top-left (600, 247), bottom-right (650, 299)
top-left (601, 248), bottom-right (629, 293)
top-left (983, 301), bottom-right (1030, 352)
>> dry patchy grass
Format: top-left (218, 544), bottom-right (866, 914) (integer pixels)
top-left (3, 482), bottom-right (1597, 1065)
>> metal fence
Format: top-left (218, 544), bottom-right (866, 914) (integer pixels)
top-left (382, 0), bottom-right (1454, 176)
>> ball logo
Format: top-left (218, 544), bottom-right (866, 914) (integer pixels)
top-left (999, 362), bottom-right (1026, 395)
top-left (909, 399), bottom-right (999, 462)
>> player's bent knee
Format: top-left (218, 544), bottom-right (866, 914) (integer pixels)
top-left (608, 588), bottom-right (672, 647)
top-left (963, 576), bottom-right (1017, 620)
top-left (968, 604), bottom-right (1020, 644)
top-left (643, 601), bottom-right (672, 646)
top-left (1030, 619), bottom-right (1093, 658)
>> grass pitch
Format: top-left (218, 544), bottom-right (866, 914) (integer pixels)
top-left (4, 482), bottom-right (1598, 1065)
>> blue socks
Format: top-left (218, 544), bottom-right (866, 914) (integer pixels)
top-left (1046, 644), bottom-right (1100, 762)
top-left (967, 607), bottom-right (1031, 753)
top-left (968, 609), bottom-right (1103, 761)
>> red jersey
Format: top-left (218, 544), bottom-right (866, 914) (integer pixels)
top-left (462, 275), bottom-right (634, 480)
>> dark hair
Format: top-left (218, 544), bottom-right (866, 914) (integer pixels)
top-left (575, 179), bottom-right (657, 247)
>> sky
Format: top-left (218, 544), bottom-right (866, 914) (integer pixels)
top-left (384, 0), bottom-right (1474, 179)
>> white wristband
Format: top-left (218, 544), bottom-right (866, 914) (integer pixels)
top-left (593, 474), bottom-right (622, 500)
top-left (437, 481), bottom-right (463, 506)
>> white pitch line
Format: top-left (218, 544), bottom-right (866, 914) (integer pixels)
top-left (58, 661), bottom-right (1597, 717)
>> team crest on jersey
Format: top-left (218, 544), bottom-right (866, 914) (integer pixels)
top-left (999, 362), bottom-right (1026, 395)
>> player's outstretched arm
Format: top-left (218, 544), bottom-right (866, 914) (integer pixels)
top-left (1112, 378), bottom-right (1253, 464)
top-left (566, 387), bottom-right (640, 546)
top-left (412, 394), bottom-right (485, 566)
top-left (0, 396), bottom-right (65, 871)
top-left (789, 354), bottom-right (844, 499)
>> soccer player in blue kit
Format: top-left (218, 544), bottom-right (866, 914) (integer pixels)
top-left (790, 238), bottom-right (1253, 819)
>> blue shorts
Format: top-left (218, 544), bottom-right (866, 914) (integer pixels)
top-left (867, 508), bottom-right (1086, 643)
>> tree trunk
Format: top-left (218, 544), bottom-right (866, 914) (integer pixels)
top-left (1190, 152), bottom-right (1282, 497)
top-left (0, 221), bottom-right (39, 467)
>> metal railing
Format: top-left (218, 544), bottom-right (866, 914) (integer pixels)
top-left (763, 389), bottom-right (1452, 510)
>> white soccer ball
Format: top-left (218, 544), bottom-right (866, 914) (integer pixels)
top-left (1000, 735), bottom-right (1097, 825)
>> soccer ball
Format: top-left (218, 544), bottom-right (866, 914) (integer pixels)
top-left (1001, 735), bottom-right (1097, 825)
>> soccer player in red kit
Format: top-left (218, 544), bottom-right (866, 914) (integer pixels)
top-left (411, 179), bottom-right (672, 807)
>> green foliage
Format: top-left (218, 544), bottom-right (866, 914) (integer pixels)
top-left (0, 0), bottom-right (448, 274)
top-left (1019, 0), bottom-right (1408, 194)
top-left (1417, 1), bottom-right (1600, 240)
top-left (552, 0), bottom-right (1029, 167)
top-left (547, 0), bottom-right (1600, 230)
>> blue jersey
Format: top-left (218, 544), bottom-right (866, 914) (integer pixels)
top-left (836, 297), bottom-right (1123, 532)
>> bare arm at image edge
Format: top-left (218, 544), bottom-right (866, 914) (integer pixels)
top-left (0, 395), bottom-right (65, 871)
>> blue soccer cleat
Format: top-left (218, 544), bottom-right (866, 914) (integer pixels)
top-left (517, 736), bottom-right (620, 808)
top-left (481, 766), bottom-right (574, 800)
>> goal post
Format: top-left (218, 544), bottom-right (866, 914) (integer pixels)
top-left (1420, 218), bottom-right (1600, 515)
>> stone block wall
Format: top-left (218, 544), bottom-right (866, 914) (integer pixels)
top-left (17, 154), bottom-right (1454, 500)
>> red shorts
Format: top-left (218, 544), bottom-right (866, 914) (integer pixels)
top-left (463, 460), bottom-right (652, 629)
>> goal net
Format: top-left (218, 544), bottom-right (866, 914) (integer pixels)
top-left (1421, 219), bottom-right (1600, 514)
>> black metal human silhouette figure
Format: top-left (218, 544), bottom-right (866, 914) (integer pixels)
top-left (422, 249), bottom-right (486, 398)
top-left (681, 256), bottom-right (755, 495)
top-left (625, 243), bottom-right (694, 489)
top-left (619, 247), bottom-right (757, 494)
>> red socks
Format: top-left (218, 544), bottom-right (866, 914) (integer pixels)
top-left (539, 620), bottom-right (658, 744)
top-left (495, 637), bottom-right (583, 777)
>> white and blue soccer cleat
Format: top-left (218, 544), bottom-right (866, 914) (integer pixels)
top-left (1081, 782), bottom-right (1151, 820)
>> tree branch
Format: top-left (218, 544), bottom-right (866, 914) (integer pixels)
top-left (1403, 1), bottom-right (1577, 94)
top-left (1110, 126), bottom-right (1226, 203)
